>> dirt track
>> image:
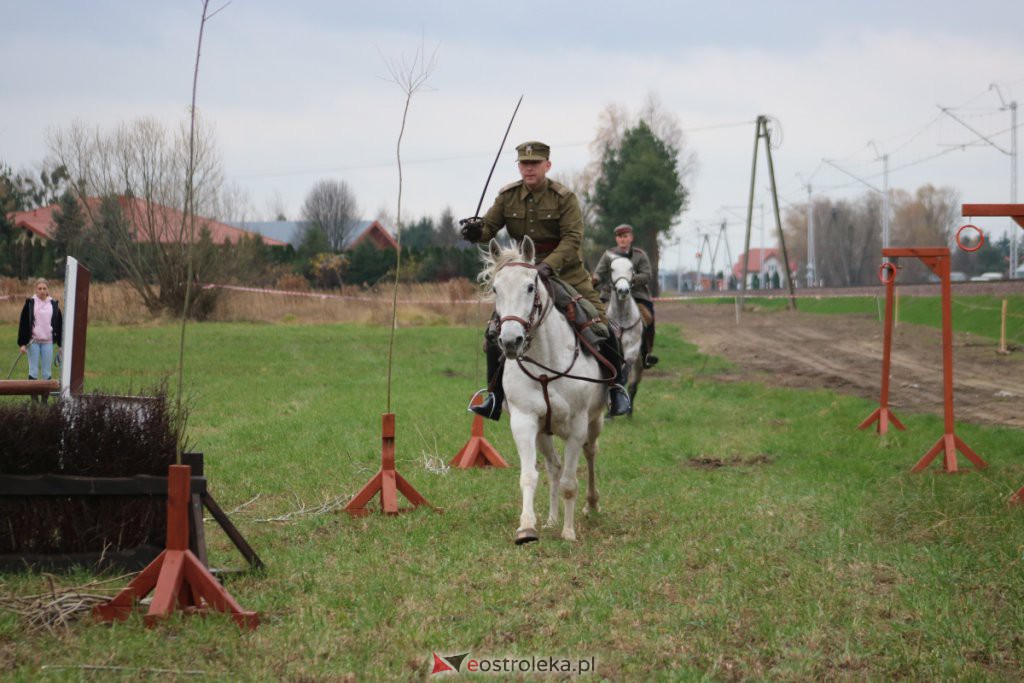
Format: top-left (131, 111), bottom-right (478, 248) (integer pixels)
top-left (658, 302), bottom-right (1023, 429)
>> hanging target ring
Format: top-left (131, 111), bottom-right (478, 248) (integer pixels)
top-left (956, 224), bottom-right (984, 252)
top-left (878, 261), bottom-right (898, 284)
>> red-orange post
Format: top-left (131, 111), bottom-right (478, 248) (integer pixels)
top-left (963, 204), bottom-right (1021, 491)
top-left (859, 263), bottom-right (906, 435)
top-left (880, 248), bottom-right (986, 473)
top-left (344, 413), bottom-right (433, 516)
top-left (451, 395), bottom-right (508, 468)
top-left (94, 465), bottom-right (259, 629)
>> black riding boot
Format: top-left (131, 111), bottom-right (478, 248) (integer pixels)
top-left (470, 340), bottom-right (505, 421)
top-left (643, 322), bottom-right (659, 368)
top-left (600, 336), bottom-right (631, 417)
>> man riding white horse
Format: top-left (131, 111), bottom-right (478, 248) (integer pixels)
top-left (459, 140), bottom-right (631, 420)
top-left (592, 224), bottom-right (659, 369)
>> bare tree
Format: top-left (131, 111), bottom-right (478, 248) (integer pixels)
top-left (380, 38), bottom-right (438, 411)
top-left (264, 189), bottom-right (288, 221)
top-left (784, 185), bottom-right (960, 286)
top-left (891, 184), bottom-right (959, 246)
top-left (301, 179), bottom-right (359, 251)
top-left (46, 114), bottom-right (241, 314)
top-left (814, 196), bottom-right (881, 286)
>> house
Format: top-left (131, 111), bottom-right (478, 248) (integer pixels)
top-left (732, 248), bottom-right (796, 288)
top-left (230, 219), bottom-right (398, 251)
top-left (9, 196), bottom-right (288, 247)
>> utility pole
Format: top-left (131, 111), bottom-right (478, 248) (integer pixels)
top-left (806, 183), bottom-right (816, 287)
top-left (758, 202), bottom-right (765, 285)
top-left (709, 220), bottom-right (728, 289)
top-left (720, 221), bottom-right (734, 290)
top-left (739, 115), bottom-right (797, 314)
top-left (880, 153), bottom-right (890, 250)
top-left (940, 85), bottom-right (1019, 278)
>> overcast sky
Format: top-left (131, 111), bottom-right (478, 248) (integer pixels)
top-left (3, 0), bottom-right (1023, 271)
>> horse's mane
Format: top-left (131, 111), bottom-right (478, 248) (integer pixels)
top-left (477, 241), bottom-right (530, 299)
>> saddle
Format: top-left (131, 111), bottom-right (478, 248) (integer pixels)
top-left (545, 276), bottom-right (619, 381)
top-left (546, 276), bottom-right (609, 344)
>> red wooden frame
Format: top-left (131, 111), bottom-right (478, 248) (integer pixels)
top-left (862, 247), bottom-right (987, 473)
top-left (961, 204), bottom-right (1024, 229)
top-left (859, 262), bottom-right (905, 435)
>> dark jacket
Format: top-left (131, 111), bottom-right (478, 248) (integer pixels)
top-left (18, 297), bottom-right (63, 347)
top-left (593, 246), bottom-right (654, 303)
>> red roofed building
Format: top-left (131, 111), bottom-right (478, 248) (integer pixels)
top-left (9, 196), bottom-right (288, 247)
top-left (230, 218), bottom-right (397, 251)
top-left (348, 220), bottom-right (399, 251)
top-left (732, 248), bottom-right (797, 288)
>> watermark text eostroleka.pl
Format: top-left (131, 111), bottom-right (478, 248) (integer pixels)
top-left (431, 651), bottom-right (596, 676)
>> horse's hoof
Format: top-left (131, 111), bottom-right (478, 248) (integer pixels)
top-left (514, 528), bottom-right (539, 545)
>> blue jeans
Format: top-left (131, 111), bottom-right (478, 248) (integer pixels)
top-left (27, 341), bottom-right (54, 380)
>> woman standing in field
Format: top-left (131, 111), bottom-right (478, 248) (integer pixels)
top-left (17, 278), bottom-right (62, 396)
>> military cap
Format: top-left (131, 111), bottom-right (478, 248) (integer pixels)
top-left (614, 224), bottom-right (634, 236)
top-left (516, 141), bottom-right (550, 161)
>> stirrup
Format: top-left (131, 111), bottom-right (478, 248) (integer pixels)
top-left (644, 354), bottom-right (659, 368)
top-left (607, 383), bottom-right (631, 417)
top-left (466, 388), bottom-right (490, 413)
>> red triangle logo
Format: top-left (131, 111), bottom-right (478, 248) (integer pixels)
top-left (431, 652), bottom-right (455, 674)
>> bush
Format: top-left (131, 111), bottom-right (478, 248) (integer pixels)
top-left (0, 389), bottom-right (178, 476)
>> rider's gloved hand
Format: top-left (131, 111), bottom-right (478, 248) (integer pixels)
top-left (536, 262), bottom-right (555, 280)
top-left (459, 217), bottom-right (484, 242)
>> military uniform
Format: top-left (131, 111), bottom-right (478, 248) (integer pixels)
top-left (593, 246), bottom-right (654, 304)
top-left (478, 178), bottom-right (604, 315)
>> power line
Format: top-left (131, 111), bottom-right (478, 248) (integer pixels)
top-left (236, 117), bottom-right (754, 181)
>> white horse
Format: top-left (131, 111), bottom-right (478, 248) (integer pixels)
top-left (481, 236), bottom-right (606, 544)
top-left (605, 256), bottom-right (644, 415)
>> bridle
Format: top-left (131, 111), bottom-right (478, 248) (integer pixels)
top-left (611, 260), bottom-right (642, 332)
top-left (496, 262), bottom-right (552, 356)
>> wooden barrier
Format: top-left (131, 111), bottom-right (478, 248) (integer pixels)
top-left (0, 452), bottom-right (262, 572)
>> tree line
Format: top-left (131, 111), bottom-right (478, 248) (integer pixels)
top-left (2, 98), bottom-right (694, 316)
top-left (781, 184), bottom-right (1015, 285)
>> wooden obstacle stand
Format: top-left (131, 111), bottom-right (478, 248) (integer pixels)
top-left (450, 393), bottom-right (508, 468)
top-left (344, 413), bottom-right (436, 516)
top-left (962, 204), bottom-right (1024, 500)
top-left (94, 464), bottom-right (259, 629)
top-left (858, 259), bottom-right (906, 436)
top-left (859, 247), bottom-right (986, 473)
top-left (962, 203), bottom-right (1024, 231)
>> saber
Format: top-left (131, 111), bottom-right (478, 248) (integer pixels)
top-left (473, 94), bottom-right (524, 218)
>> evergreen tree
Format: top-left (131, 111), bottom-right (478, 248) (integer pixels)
top-left (52, 190), bottom-right (86, 270)
top-left (591, 121), bottom-right (687, 294)
top-left (401, 216), bottom-right (436, 250)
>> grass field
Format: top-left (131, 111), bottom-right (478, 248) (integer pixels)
top-left (2, 319), bottom-right (1024, 680)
